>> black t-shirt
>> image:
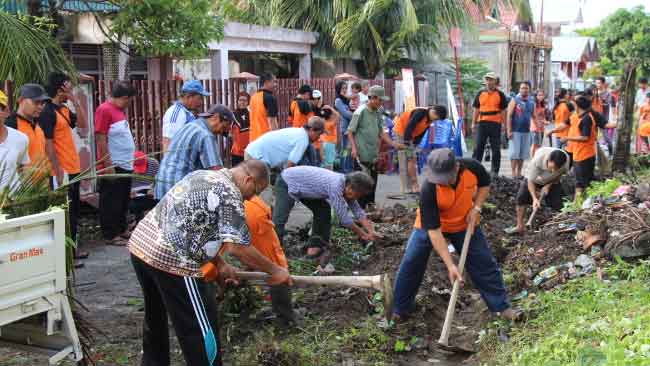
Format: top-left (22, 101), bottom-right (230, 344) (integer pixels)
top-left (404, 108), bottom-right (429, 142)
top-left (233, 108), bottom-right (250, 131)
top-left (420, 158), bottom-right (490, 231)
top-left (262, 89), bottom-right (278, 118)
top-left (39, 101), bottom-right (77, 139)
top-left (578, 110), bottom-right (607, 138)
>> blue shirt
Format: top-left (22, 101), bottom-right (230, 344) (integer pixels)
top-left (244, 127), bottom-right (309, 168)
top-left (281, 166), bottom-right (366, 227)
top-left (511, 94), bottom-right (535, 133)
top-left (154, 118), bottom-right (223, 199)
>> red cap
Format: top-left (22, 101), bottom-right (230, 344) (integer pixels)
top-left (133, 151), bottom-right (147, 174)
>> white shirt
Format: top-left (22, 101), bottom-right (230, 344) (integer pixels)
top-left (162, 101), bottom-right (195, 140)
top-left (636, 88), bottom-right (648, 109)
top-left (0, 126), bottom-right (30, 192)
top-left (359, 92), bottom-right (369, 105)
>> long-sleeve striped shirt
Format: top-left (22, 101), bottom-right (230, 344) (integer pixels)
top-left (281, 166), bottom-right (366, 227)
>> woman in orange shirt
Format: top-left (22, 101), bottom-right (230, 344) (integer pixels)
top-left (638, 92), bottom-right (650, 152)
top-left (231, 92), bottom-right (250, 166)
top-left (311, 90), bottom-right (340, 170)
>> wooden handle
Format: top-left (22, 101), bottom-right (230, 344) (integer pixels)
top-left (526, 191), bottom-right (547, 226)
top-left (438, 223), bottom-right (475, 346)
top-left (235, 272), bottom-right (383, 291)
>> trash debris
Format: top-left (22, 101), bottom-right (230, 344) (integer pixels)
top-left (533, 266), bottom-right (558, 286)
top-left (314, 263), bottom-right (336, 275)
top-left (574, 254), bottom-right (596, 275)
top-left (512, 290), bottom-right (528, 301)
top-left (635, 183), bottom-right (650, 201)
top-left (612, 185), bottom-right (632, 197)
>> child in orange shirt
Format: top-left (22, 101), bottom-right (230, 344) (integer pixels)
top-left (638, 93), bottom-right (650, 151)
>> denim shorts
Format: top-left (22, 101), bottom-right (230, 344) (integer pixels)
top-left (509, 132), bottom-right (532, 160)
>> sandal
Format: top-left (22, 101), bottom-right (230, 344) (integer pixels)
top-left (305, 236), bottom-right (328, 259)
top-left (504, 226), bottom-right (524, 235)
top-left (106, 237), bottom-right (128, 246)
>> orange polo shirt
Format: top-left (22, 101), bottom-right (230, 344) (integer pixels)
top-left (553, 102), bottom-right (571, 139)
top-left (639, 104), bottom-right (650, 137)
top-left (288, 99), bottom-right (314, 128)
top-left (321, 116), bottom-right (338, 144)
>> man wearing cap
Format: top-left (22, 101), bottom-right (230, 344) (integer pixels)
top-left (6, 84), bottom-right (50, 170)
top-left (95, 81), bottom-right (138, 246)
top-left (0, 89), bottom-right (30, 192)
top-left (393, 149), bottom-right (519, 321)
top-left (471, 72), bottom-right (508, 176)
top-left (288, 84), bottom-right (314, 128)
top-left (155, 104), bottom-right (235, 200)
top-left (162, 80), bottom-right (210, 152)
top-left (347, 85), bottom-right (405, 208)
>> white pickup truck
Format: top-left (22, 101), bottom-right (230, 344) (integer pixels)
top-left (0, 209), bottom-right (83, 365)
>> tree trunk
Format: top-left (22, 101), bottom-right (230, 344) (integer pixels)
top-left (612, 63), bottom-right (637, 172)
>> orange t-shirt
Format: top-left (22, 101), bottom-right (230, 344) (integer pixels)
top-left (553, 102), bottom-right (571, 138)
top-left (200, 195), bottom-right (287, 281)
top-left (393, 108), bottom-right (429, 141)
top-left (288, 99), bottom-right (314, 128)
top-left (320, 116), bottom-right (338, 144)
top-left (414, 169), bottom-right (477, 233)
top-left (249, 89), bottom-right (278, 142)
top-left (568, 112), bottom-right (597, 162)
top-left (16, 116), bottom-right (49, 170)
top-left (639, 104), bottom-right (650, 137)
top-left (40, 104), bottom-right (81, 175)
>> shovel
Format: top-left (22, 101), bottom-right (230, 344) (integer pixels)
top-left (235, 271), bottom-right (395, 321)
top-left (526, 190), bottom-right (547, 228)
top-left (437, 222), bottom-right (476, 353)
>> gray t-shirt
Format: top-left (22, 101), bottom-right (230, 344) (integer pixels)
top-left (528, 147), bottom-right (569, 184)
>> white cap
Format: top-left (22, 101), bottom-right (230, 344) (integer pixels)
top-left (312, 90), bottom-right (322, 99)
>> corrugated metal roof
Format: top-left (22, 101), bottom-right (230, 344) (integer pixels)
top-left (2, 0), bottom-right (119, 13)
top-left (551, 36), bottom-right (596, 62)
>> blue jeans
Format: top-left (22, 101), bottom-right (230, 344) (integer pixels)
top-left (393, 228), bottom-right (510, 315)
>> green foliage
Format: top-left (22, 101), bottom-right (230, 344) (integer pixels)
top-left (214, 0), bottom-right (272, 26)
top-left (450, 57), bottom-right (491, 122)
top-left (479, 260), bottom-right (650, 365)
top-left (582, 6), bottom-right (650, 77)
top-left (0, 11), bottom-right (76, 93)
top-left (266, 0), bottom-right (530, 78)
top-left (107, 0), bottom-right (224, 58)
top-left (582, 65), bottom-right (604, 80)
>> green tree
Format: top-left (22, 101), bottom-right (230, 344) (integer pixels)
top-left (0, 11), bottom-right (76, 92)
top-left (591, 6), bottom-right (650, 171)
top-left (450, 57), bottom-right (491, 121)
top-left (228, 0), bottom-right (531, 78)
top-left (106, 0), bottom-right (224, 59)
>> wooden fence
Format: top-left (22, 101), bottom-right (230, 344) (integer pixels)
top-left (95, 78), bottom-right (404, 153)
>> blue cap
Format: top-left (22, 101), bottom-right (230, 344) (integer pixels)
top-left (181, 80), bottom-right (211, 97)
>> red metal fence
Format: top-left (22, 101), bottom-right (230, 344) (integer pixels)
top-left (95, 78), bottom-right (399, 153)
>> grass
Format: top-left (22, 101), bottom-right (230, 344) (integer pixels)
top-left (230, 316), bottom-right (390, 365)
top-left (478, 259), bottom-right (650, 366)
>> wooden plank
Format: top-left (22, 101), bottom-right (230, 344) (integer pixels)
top-left (141, 81), bottom-right (150, 153)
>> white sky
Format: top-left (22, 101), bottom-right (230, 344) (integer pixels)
top-left (529, 0), bottom-right (648, 28)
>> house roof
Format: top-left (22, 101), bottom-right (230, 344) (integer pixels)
top-left (2, 0), bottom-right (119, 13)
top-left (551, 36), bottom-right (598, 62)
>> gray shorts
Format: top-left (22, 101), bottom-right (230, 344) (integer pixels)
top-left (532, 131), bottom-right (544, 146)
top-left (509, 132), bottom-right (532, 160)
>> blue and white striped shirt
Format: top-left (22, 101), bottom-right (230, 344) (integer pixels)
top-left (155, 118), bottom-right (223, 200)
top-left (281, 166), bottom-right (366, 227)
top-left (162, 101), bottom-right (195, 139)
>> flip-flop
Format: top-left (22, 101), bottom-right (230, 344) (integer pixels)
top-left (305, 236), bottom-right (328, 259)
top-left (504, 227), bottom-right (524, 235)
top-left (106, 237), bottom-right (128, 246)
top-left (74, 251), bottom-right (90, 259)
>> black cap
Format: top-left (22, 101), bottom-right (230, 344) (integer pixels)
top-left (198, 104), bottom-right (235, 122)
top-left (298, 84), bottom-right (313, 94)
top-left (19, 84), bottom-right (50, 102)
top-left (424, 148), bottom-right (457, 185)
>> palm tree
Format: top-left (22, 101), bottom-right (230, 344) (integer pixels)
top-left (268, 0), bottom-right (532, 78)
top-left (0, 11), bottom-right (76, 92)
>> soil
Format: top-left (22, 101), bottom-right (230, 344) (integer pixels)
top-left (0, 176), bottom-right (602, 366)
